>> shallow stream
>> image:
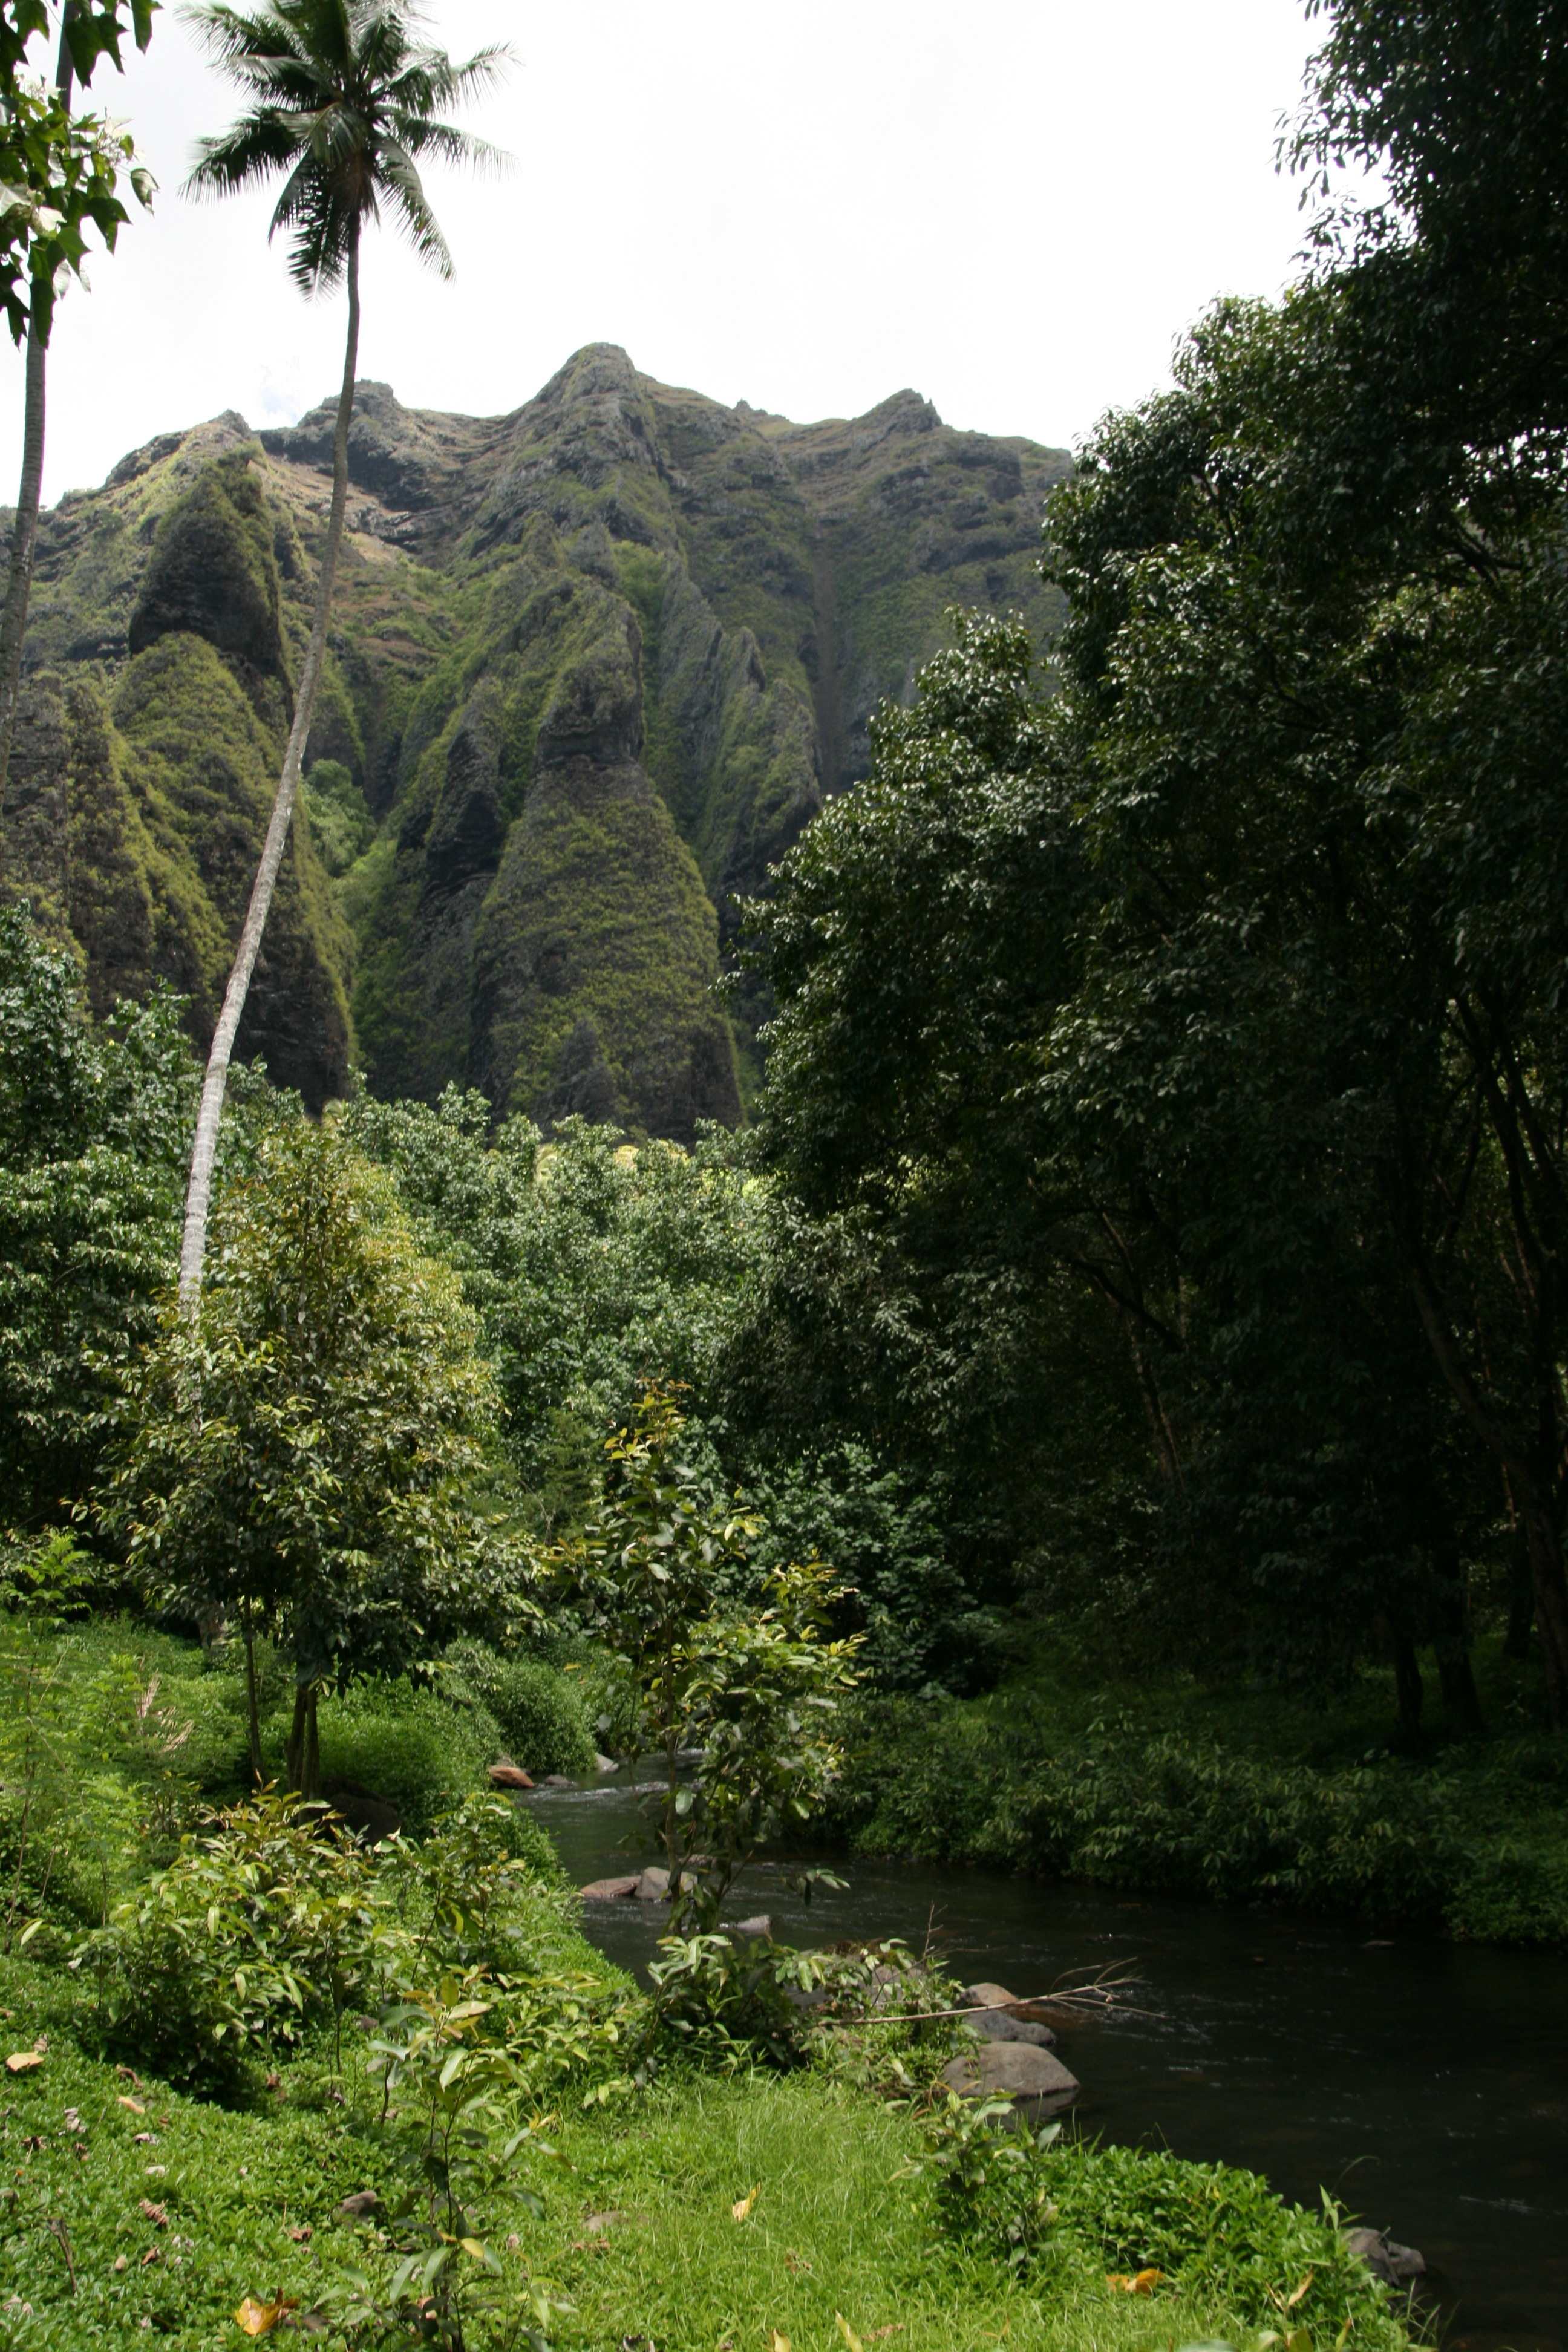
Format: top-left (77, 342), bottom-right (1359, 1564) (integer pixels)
top-left (523, 1770), bottom-right (1568, 2352)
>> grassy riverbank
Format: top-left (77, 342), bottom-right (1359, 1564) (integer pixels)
top-left (0, 1942), bottom-right (1425, 2352)
top-left (827, 1640), bottom-right (1568, 1945)
top-left (0, 1617), bottom-right (1431, 2351)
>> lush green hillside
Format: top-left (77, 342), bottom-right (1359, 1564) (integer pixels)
top-left (0, 347), bottom-right (1068, 1130)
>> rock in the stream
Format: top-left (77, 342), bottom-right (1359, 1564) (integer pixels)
top-left (942, 2042), bottom-right (1080, 2121)
top-left (971, 2007), bottom-right (1057, 2048)
top-left (593, 1753), bottom-right (619, 1773)
top-left (488, 1760), bottom-right (534, 1790)
top-left (580, 1875), bottom-right (641, 1902)
top-left (720, 1915), bottom-right (773, 1938)
top-left (1342, 2227), bottom-right (1426, 2286)
top-left (633, 1866), bottom-right (702, 1900)
top-left (541, 1774), bottom-right (576, 1788)
top-left (962, 1981), bottom-right (1058, 2045)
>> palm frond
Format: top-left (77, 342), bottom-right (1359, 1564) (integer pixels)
top-left (390, 115), bottom-right (509, 176)
top-left (184, 109), bottom-right (309, 199)
top-left (389, 40), bottom-right (513, 114)
top-left (219, 50), bottom-right (336, 106)
top-left (178, 2), bottom-right (308, 71)
top-left (376, 137), bottom-right (451, 278)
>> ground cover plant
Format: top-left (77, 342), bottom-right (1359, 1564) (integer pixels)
top-left (828, 1641), bottom-right (1568, 1944)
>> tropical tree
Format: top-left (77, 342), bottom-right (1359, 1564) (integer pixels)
top-left (547, 1385), bottom-right (863, 1933)
top-left (0, 904), bottom-right (195, 1525)
top-left (175, 0), bottom-right (509, 1309)
top-left (100, 1111), bottom-right (521, 1795)
top-left (0, 0), bottom-right (157, 830)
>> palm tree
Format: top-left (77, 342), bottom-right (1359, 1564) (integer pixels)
top-left (175, 0), bottom-right (508, 1308)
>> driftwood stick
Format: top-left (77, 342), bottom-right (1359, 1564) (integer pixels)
top-left (834, 1969), bottom-right (1149, 2027)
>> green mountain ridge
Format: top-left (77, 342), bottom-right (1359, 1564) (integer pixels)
top-left (0, 342), bottom-right (1068, 1132)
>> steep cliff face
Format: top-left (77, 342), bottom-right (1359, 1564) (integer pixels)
top-left (1, 420), bottom-right (351, 1106)
top-left (1, 345), bottom-right (1067, 1133)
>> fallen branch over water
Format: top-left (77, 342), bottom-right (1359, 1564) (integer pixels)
top-left (844, 1965), bottom-right (1151, 2026)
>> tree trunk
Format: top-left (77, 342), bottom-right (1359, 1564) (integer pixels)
top-left (1407, 1262), bottom-right (1568, 1723)
top-left (1392, 1629), bottom-right (1424, 1738)
top-left (243, 1605), bottom-right (263, 1788)
top-left (302, 1684), bottom-right (321, 1803)
top-left (0, 12), bottom-right (77, 835)
top-left (1504, 1527), bottom-right (1535, 1659)
top-left (178, 223), bottom-right (362, 1311)
top-left (1437, 1647), bottom-right (1485, 1735)
top-left (284, 1681), bottom-right (309, 1795)
top-left (1520, 1500), bottom-right (1568, 1730)
top-left (1429, 1518), bottom-right (1485, 1736)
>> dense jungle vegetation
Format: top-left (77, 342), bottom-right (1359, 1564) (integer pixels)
top-left (4, 0), bottom-right (1568, 2342)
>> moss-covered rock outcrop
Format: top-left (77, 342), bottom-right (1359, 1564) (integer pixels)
top-left (1, 425), bottom-right (351, 1105)
top-left (2, 345), bottom-right (1068, 1134)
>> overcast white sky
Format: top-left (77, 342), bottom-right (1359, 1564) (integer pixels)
top-left (5, 0), bottom-right (1346, 506)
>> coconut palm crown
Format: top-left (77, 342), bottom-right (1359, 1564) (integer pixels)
top-left (181, 0), bottom-right (508, 291)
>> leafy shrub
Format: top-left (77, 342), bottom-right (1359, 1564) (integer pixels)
top-left (78, 1791), bottom-right (381, 2088)
top-left (79, 1792), bottom-right (604, 2094)
top-left (648, 1931), bottom-right (959, 2080)
top-left (443, 1638), bottom-right (595, 1775)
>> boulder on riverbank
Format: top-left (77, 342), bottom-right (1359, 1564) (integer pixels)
top-left (488, 1760), bottom-right (534, 1789)
top-left (942, 2041), bottom-right (1080, 2120)
top-left (580, 1874), bottom-right (641, 1901)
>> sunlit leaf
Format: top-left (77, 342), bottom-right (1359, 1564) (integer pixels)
top-left (731, 2183), bottom-right (760, 2222)
top-left (233, 2295), bottom-right (298, 2336)
top-left (1105, 2269), bottom-right (1162, 2295)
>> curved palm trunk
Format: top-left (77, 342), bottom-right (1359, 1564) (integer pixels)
top-left (0, 15), bottom-right (77, 837)
top-left (178, 225), bottom-right (361, 1311)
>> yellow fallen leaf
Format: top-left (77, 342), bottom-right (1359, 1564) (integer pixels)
top-left (835, 2317), bottom-right (864, 2352)
top-left (1105, 2269), bottom-right (1161, 2295)
top-left (769, 2334), bottom-right (791, 2352)
top-left (117, 2094), bottom-right (145, 2113)
top-left (1285, 2273), bottom-right (1315, 2311)
top-left (234, 2296), bottom-right (293, 2336)
top-left (731, 2183), bottom-right (760, 2222)
top-left (4, 2051), bottom-right (43, 2074)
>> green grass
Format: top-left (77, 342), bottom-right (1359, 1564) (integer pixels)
top-left (0, 1953), bottom-right (1423, 2352)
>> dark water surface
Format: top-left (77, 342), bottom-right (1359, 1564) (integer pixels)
top-left (523, 1772), bottom-right (1568, 2351)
